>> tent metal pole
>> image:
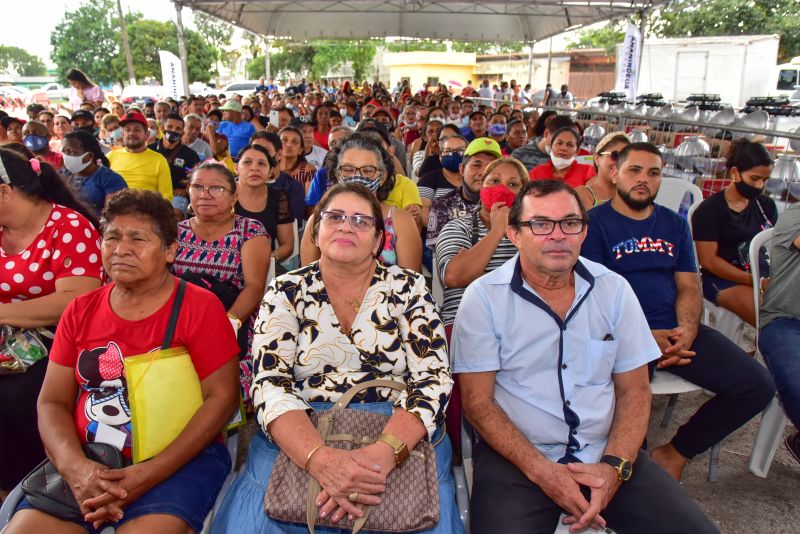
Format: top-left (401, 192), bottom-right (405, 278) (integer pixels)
top-left (527, 41), bottom-right (535, 86)
top-left (546, 37), bottom-right (553, 83)
top-left (264, 39), bottom-right (271, 79)
top-left (637, 9), bottom-right (648, 93)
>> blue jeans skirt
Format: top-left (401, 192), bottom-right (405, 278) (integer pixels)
top-left (17, 441), bottom-right (230, 533)
top-left (701, 272), bottom-right (738, 305)
top-left (212, 402), bottom-right (464, 534)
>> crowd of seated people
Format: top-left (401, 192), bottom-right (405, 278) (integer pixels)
top-left (1, 70), bottom-right (798, 534)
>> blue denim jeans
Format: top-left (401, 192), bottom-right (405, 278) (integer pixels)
top-left (759, 317), bottom-right (800, 429)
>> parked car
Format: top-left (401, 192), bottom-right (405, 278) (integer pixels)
top-left (41, 83), bottom-right (69, 100)
top-left (220, 81), bottom-right (260, 99)
top-left (120, 85), bottom-right (164, 106)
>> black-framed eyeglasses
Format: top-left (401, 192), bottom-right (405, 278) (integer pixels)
top-left (517, 218), bottom-right (586, 235)
top-left (598, 150), bottom-right (620, 162)
top-left (337, 164), bottom-right (382, 179)
top-left (188, 184), bottom-right (231, 197)
top-left (320, 211), bottom-right (377, 232)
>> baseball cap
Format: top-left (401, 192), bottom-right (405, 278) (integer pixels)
top-left (71, 109), bottom-right (95, 123)
top-left (0, 116), bottom-right (25, 129)
top-left (356, 119), bottom-right (391, 146)
top-left (219, 100), bottom-right (243, 113)
top-left (370, 107), bottom-right (391, 119)
top-left (290, 116), bottom-right (315, 129)
top-left (464, 137), bottom-right (502, 159)
top-left (469, 110), bottom-right (487, 120)
top-left (119, 111), bottom-right (148, 129)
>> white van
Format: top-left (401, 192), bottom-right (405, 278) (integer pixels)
top-left (774, 57), bottom-right (800, 97)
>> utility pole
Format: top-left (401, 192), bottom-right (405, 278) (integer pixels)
top-left (116, 0), bottom-right (136, 86)
top-left (546, 37), bottom-right (553, 84)
top-left (527, 41), bottom-right (535, 86)
top-left (173, 1), bottom-right (190, 96)
top-left (264, 39), bottom-right (271, 79)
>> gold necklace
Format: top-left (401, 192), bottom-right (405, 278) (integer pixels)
top-left (326, 261), bottom-right (376, 313)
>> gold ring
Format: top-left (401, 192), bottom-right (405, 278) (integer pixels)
top-left (348, 492), bottom-right (359, 502)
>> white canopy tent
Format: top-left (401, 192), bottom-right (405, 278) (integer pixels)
top-left (181, 0), bottom-right (662, 43)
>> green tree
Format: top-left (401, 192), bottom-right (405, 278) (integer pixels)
top-left (193, 12), bottom-right (233, 81)
top-left (386, 40), bottom-right (447, 52)
top-left (652, 0), bottom-right (800, 62)
top-left (567, 23), bottom-right (626, 54)
top-left (311, 40), bottom-right (377, 81)
top-left (50, 0), bottom-right (121, 85)
top-left (451, 41), bottom-right (524, 54)
top-left (111, 19), bottom-right (215, 84)
top-left (0, 46), bottom-right (46, 76)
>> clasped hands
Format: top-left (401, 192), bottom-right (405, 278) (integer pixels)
top-left (652, 326), bottom-right (697, 369)
top-left (306, 443), bottom-right (396, 524)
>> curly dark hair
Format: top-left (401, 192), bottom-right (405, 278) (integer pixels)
top-left (101, 189), bottom-right (177, 247)
top-left (311, 182), bottom-right (386, 258)
top-left (332, 132), bottom-right (396, 202)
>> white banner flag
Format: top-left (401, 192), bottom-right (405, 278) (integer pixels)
top-left (159, 50), bottom-right (185, 100)
top-left (615, 23), bottom-right (642, 101)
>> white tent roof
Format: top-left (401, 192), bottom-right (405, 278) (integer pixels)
top-left (183, 1), bottom-right (662, 43)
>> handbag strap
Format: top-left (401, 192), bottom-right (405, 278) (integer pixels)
top-left (161, 279), bottom-right (187, 350)
top-left (331, 379), bottom-right (407, 411)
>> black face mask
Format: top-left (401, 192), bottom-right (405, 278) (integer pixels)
top-left (163, 131), bottom-right (181, 145)
top-left (461, 182), bottom-right (480, 204)
top-left (735, 179), bottom-right (763, 200)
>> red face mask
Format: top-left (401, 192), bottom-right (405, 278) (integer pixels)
top-left (480, 184), bottom-right (517, 211)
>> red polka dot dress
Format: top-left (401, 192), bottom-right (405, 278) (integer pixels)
top-left (0, 205), bottom-right (103, 306)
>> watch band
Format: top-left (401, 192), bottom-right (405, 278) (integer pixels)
top-left (377, 433), bottom-right (410, 466)
top-left (600, 454), bottom-right (633, 481)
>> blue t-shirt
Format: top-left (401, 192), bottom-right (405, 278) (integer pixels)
top-left (581, 202), bottom-right (697, 330)
top-left (217, 120), bottom-right (256, 159)
top-left (271, 171), bottom-right (305, 222)
top-left (69, 165), bottom-right (128, 216)
top-left (305, 167), bottom-right (329, 207)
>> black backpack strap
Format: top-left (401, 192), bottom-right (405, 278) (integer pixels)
top-left (161, 279), bottom-right (187, 350)
top-left (470, 210), bottom-right (480, 247)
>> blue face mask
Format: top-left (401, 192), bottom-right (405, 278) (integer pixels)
top-left (24, 134), bottom-right (49, 152)
top-left (441, 153), bottom-right (463, 172)
top-left (343, 175), bottom-right (381, 193)
top-left (488, 123), bottom-right (507, 136)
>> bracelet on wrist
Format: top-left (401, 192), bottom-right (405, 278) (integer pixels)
top-left (304, 444), bottom-right (324, 471)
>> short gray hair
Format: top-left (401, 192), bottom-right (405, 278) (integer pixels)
top-left (184, 113), bottom-right (203, 125)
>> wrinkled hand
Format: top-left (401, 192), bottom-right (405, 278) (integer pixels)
top-left (652, 328), bottom-right (696, 368)
top-left (308, 447), bottom-right (387, 523)
top-left (63, 459), bottom-right (127, 518)
top-left (81, 463), bottom-right (155, 529)
top-left (532, 462), bottom-right (606, 531)
top-left (488, 202), bottom-right (510, 237)
top-left (562, 463), bottom-right (619, 532)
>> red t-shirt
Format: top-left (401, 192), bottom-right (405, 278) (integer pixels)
top-left (529, 161), bottom-right (596, 189)
top-left (0, 204), bottom-right (103, 304)
top-left (313, 128), bottom-right (330, 151)
top-left (49, 278), bottom-right (239, 457)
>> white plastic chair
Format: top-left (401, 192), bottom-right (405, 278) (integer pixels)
top-left (651, 370), bottom-right (722, 481)
top-left (746, 228), bottom-right (789, 478)
top-left (655, 178), bottom-right (703, 216)
top-left (431, 250), bottom-right (444, 308)
top-left (279, 220), bottom-right (301, 272)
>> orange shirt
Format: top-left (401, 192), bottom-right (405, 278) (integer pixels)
top-left (529, 161), bottom-right (596, 188)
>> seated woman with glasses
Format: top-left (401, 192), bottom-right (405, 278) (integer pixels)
top-left (529, 126), bottom-right (595, 188)
top-left (575, 132), bottom-right (630, 210)
top-left (300, 133), bottom-right (422, 272)
top-left (173, 162), bottom-right (271, 404)
top-left (212, 182), bottom-right (461, 534)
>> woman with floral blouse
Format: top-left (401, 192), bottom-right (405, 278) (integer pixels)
top-left (213, 182), bottom-right (461, 533)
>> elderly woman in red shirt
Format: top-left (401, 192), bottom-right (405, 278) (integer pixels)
top-left (529, 126), bottom-right (595, 188)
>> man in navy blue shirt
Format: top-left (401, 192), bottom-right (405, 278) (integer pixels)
top-left (582, 143), bottom-right (775, 480)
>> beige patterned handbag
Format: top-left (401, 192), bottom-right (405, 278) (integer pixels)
top-left (264, 379), bottom-right (442, 533)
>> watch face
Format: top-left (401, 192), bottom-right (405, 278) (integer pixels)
top-left (620, 462), bottom-right (633, 481)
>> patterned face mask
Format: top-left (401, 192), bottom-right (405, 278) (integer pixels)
top-left (343, 175), bottom-right (382, 193)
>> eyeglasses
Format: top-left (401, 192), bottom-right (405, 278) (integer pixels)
top-left (337, 164), bottom-right (382, 179)
top-left (517, 218), bottom-right (586, 235)
top-left (320, 211), bottom-right (377, 232)
top-left (188, 184), bottom-right (231, 197)
top-left (598, 150), bottom-right (620, 162)
top-left (441, 148), bottom-right (466, 157)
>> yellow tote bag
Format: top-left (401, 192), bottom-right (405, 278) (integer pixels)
top-left (124, 346), bottom-right (204, 464)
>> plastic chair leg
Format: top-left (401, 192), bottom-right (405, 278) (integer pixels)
top-left (661, 394), bottom-right (679, 428)
top-left (708, 443), bottom-right (721, 482)
top-left (749, 396), bottom-right (789, 478)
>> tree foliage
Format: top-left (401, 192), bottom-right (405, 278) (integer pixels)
top-left (451, 41), bottom-right (524, 54)
top-left (653, 0), bottom-right (800, 62)
top-left (110, 19), bottom-right (215, 84)
top-left (0, 46), bottom-right (47, 76)
top-left (50, 0), bottom-right (121, 85)
top-left (567, 23), bottom-right (626, 54)
top-left (252, 40), bottom-right (377, 81)
top-left (386, 40), bottom-right (447, 52)
top-left (193, 12), bottom-right (234, 79)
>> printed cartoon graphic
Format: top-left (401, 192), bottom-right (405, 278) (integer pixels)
top-left (76, 341), bottom-right (132, 449)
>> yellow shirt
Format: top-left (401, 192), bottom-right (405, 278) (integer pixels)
top-left (107, 148), bottom-right (173, 201)
top-left (215, 153), bottom-right (235, 173)
top-left (385, 174), bottom-right (422, 210)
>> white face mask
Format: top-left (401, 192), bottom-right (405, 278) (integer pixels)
top-left (550, 153), bottom-right (575, 170)
top-left (148, 128), bottom-right (158, 139)
top-left (63, 152), bottom-right (92, 174)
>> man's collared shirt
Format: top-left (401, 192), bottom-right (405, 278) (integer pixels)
top-left (452, 254), bottom-right (659, 464)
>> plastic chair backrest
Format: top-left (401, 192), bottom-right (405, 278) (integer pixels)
top-left (655, 178), bottom-right (704, 215)
top-left (431, 250), bottom-right (444, 308)
top-left (748, 227), bottom-right (774, 332)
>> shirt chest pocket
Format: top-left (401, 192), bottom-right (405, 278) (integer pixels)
top-left (575, 340), bottom-right (618, 386)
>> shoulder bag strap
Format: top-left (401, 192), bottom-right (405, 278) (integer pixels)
top-left (161, 279), bottom-right (187, 350)
top-left (470, 210), bottom-right (480, 246)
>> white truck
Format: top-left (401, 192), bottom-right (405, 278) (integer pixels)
top-left (626, 34), bottom-right (781, 108)
top-left (41, 82), bottom-right (70, 100)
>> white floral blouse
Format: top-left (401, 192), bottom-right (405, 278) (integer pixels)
top-left (251, 261), bottom-right (453, 439)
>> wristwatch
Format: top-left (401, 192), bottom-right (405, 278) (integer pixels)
top-left (599, 455), bottom-right (633, 482)
top-left (377, 433), bottom-right (410, 466)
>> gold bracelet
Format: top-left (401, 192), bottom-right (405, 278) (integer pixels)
top-left (304, 444), bottom-right (324, 472)
top-left (226, 312), bottom-right (242, 330)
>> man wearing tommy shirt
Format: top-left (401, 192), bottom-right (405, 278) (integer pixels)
top-left (581, 142), bottom-right (775, 481)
